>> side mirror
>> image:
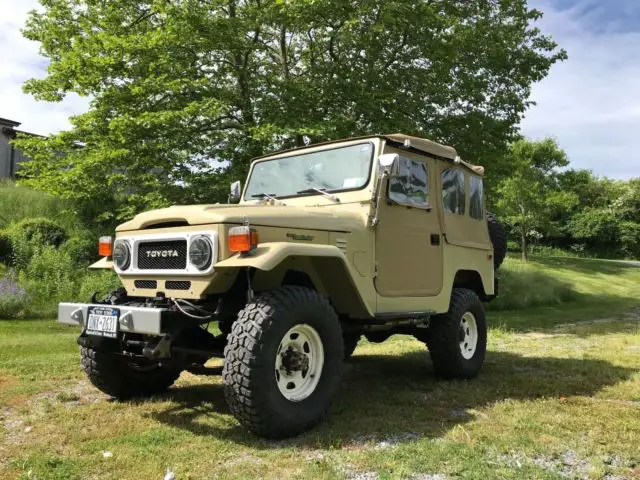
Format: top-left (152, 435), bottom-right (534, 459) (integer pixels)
top-left (378, 153), bottom-right (400, 176)
top-left (229, 180), bottom-right (242, 203)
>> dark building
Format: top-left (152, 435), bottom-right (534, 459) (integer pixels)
top-left (0, 117), bottom-right (37, 179)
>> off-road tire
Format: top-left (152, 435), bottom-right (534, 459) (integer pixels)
top-left (223, 286), bottom-right (344, 438)
top-left (80, 346), bottom-right (181, 399)
top-left (487, 213), bottom-right (507, 269)
top-left (343, 334), bottom-right (360, 360)
top-left (426, 288), bottom-right (487, 380)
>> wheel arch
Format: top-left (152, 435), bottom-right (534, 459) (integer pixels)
top-left (452, 269), bottom-right (490, 301)
top-left (215, 242), bottom-right (372, 318)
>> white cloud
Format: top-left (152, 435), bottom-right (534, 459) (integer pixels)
top-left (0, 0), bottom-right (89, 136)
top-left (522, 0), bottom-right (640, 178)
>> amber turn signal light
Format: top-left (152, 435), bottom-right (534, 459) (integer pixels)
top-left (98, 236), bottom-right (113, 257)
top-left (228, 226), bottom-right (258, 253)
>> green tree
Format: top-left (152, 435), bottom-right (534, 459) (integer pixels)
top-left (495, 138), bottom-right (575, 261)
top-left (565, 178), bottom-right (640, 258)
top-left (16, 0), bottom-right (565, 223)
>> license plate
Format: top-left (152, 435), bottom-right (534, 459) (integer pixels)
top-left (86, 306), bottom-right (120, 338)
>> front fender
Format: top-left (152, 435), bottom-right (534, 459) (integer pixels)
top-left (215, 242), bottom-right (372, 317)
top-left (215, 242), bottom-right (349, 271)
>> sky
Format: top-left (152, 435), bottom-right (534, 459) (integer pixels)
top-left (0, 0), bottom-right (639, 179)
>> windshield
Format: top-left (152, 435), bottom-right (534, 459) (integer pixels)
top-left (243, 142), bottom-right (374, 200)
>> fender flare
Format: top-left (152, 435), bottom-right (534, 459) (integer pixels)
top-left (215, 242), bottom-right (372, 317)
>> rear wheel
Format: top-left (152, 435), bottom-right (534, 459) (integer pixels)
top-left (80, 346), bottom-right (181, 399)
top-left (426, 288), bottom-right (487, 379)
top-left (223, 286), bottom-right (344, 438)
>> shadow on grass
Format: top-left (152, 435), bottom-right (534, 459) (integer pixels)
top-left (150, 349), bottom-right (635, 448)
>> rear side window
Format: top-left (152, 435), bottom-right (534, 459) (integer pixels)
top-left (469, 175), bottom-right (484, 220)
top-left (442, 168), bottom-right (465, 215)
top-left (388, 156), bottom-right (429, 208)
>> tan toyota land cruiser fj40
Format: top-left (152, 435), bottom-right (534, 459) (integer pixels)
top-left (58, 134), bottom-right (507, 438)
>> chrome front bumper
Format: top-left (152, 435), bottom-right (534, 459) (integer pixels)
top-left (57, 303), bottom-right (166, 336)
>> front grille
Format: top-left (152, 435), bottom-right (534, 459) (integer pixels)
top-left (134, 280), bottom-right (157, 289)
top-left (166, 281), bottom-right (191, 290)
top-left (137, 240), bottom-right (187, 270)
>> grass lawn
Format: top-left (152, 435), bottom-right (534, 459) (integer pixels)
top-left (0, 257), bottom-right (639, 479)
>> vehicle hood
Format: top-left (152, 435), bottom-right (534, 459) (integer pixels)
top-left (116, 203), bottom-right (360, 232)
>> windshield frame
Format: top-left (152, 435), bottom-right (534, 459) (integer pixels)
top-left (242, 141), bottom-right (376, 201)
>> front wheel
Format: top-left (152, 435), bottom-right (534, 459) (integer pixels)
top-left (426, 288), bottom-right (487, 379)
top-left (80, 346), bottom-right (181, 399)
top-left (222, 286), bottom-right (344, 438)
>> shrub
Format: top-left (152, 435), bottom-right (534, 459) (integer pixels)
top-left (0, 274), bottom-right (28, 319)
top-left (11, 217), bottom-right (67, 247)
top-left (506, 240), bottom-right (521, 252)
top-left (17, 243), bottom-right (77, 317)
top-left (78, 270), bottom-right (122, 302)
top-left (62, 236), bottom-right (98, 268)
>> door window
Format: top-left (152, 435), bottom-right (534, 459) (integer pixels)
top-left (388, 157), bottom-right (429, 208)
top-left (442, 168), bottom-right (465, 215)
top-left (469, 175), bottom-right (484, 220)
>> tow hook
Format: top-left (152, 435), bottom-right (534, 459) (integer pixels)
top-left (143, 334), bottom-right (172, 359)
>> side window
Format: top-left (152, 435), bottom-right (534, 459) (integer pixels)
top-left (388, 156), bottom-right (429, 208)
top-left (441, 168), bottom-right (465, 215)
top-left (469, 175), bottom-right (484, 220)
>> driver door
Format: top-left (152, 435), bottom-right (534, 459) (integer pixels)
top-left (374, 153), bottom-right (443, 297)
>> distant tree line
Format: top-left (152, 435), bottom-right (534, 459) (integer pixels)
top-left (489, 139), bottom-right (640, 260)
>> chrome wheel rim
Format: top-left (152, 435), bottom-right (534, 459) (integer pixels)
top-left (459, 312), bottom-right (478, 360)
top-left (275, 324), bottom-right (324, 402)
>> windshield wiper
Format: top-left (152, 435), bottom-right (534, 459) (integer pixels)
top-left (296, 187), bottom-right (340, 203)
top-left (251, 192), bottom-right (279, 201)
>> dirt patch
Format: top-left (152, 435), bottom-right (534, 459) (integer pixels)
top-left (0, 375), bottom-right (17, 389)
top-left (1, 379), bottom-right (107, 450)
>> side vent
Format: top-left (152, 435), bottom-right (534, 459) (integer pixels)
top-left (134, 280), bottom-right (157, 289)
top-left (335, 238), bottom-right (348, 254)
top-left (165, 281), bottom-right (191, 291)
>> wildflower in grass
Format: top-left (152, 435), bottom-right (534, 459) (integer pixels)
top-left (0, 273), bottom-right (28, 319)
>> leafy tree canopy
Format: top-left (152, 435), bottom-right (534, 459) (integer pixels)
top-left (16, 0), bottom-right (565, 223)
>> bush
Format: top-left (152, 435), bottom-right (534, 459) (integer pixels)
top-left (78, 270), bottom-right (122, 302)
top-left (488, 258), bottom-right (576, 311)
top-left (0, 274), bottom-right (28, 319)
top-left (62, 236), bottom-right (98, 268)
top-left (16, 242), bottom-right (78, 317)
top-left (7, 234), bottom-right (121, 317)
top-left (11, 217), bottom-right (67, 247)
top-left (506, 240), bottom-right (520, 252)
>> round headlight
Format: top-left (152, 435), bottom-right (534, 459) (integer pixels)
top-left (189, 236), bottom-right (213, 270)
top-left (113, 240), bottom-right (131, 270)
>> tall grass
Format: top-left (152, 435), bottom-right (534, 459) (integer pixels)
top-left (0, 180), bottom-right (68, 229)
top-left (488, 258), bottom-right (576, 311)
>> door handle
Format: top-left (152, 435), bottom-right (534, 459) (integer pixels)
top-left (430, 234), bottom-right (440, 246)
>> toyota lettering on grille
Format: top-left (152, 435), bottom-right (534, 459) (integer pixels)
top-left (145, 250), bottom-right (180, 258)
